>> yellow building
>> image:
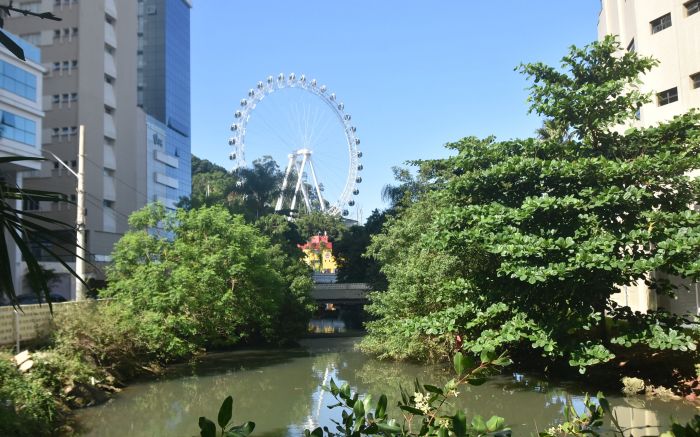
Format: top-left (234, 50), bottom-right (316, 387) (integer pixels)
top-left (299, 235), bottom-right (337, 274)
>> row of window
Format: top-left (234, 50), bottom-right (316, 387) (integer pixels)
top-left (23, 194), bottom-right (77, 212)
top-left (0, 110), bottom-right (36, 146)
top-left (51, 93), bottom-right (78, 107)
top-left (54, 27), bottom-right (78, 43)
top-left (650, 1), bottom-right (699, 35)
top-left (0, 60), bottom-right (37, 101)
top-left (657, 73), bottom-right (700, 106)
top-left (51, 60), bottom-right (78, 74)
top-left (53, 0), bottom-right (78, 7)
top-left (50, 126), bottom-right (78, 141)
top-left (53, 159), bottom-right (76, 169)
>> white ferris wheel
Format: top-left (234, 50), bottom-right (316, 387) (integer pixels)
top-left (228, 73), bottom-right (363, 217)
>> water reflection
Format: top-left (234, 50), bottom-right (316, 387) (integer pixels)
top-left (75, 338), bottom-right (697, 436)
top-left (308, 318), bottom-right (346, 334)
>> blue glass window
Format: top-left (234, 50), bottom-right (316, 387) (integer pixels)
top-left (0, 60), bottom-right (37, 101)
top-left (0, 110), bottom-right (37, 146)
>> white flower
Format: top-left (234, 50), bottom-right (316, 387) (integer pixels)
top-left (413, 392), bottom-right (431, 414)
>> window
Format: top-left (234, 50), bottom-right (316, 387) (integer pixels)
top-left (23, 198), bottom-right (40, 211)
top-left (21, 1), bottom-right (41, 13)
top-left (70, 92), bottom-right (78, 102)
top-left (19, 32), bottom-right (40, 45)
top-left (72, 27), bottom-right (78, 38)
top-left (0, 60), bottom-right (37, 100)
top-left (657, 87), bottom-right (678, 106)
top-left (686, 0), bottom-right (700, 16)
top-left (61, 61), bottom-right (69, 72)
top-left (71, 60), bottom-right (78, 69)
top-left (53, 29), bottom-right (61, 42)
top-left (651, 13), bottom-right (672, 34)
top-left (692, 72), bottom-right (700, 89)
top-left (52, 62), bottom-right (60, 72)
top-left (626, 38), bottom-right (635, 52)
top-left (0, 110), bottom-right (36, 145)
top-left (103, 199), bottom-right (114, 208)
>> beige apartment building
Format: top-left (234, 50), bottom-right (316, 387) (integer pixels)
top-left (3, 0), bottom-right (149, 297)
top-left (599, 0), bottom-right (700, 315)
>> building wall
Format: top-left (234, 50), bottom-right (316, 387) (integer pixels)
top-left (138, 0), bottom-right (192, 206)
top-left (4, 0), bottom-right (147, 293)
top-left (599, 0), bottom-right (700, 128)
top-left (0, 31), bottom-right (44, 301)
top-left (599, 0), bottom-right (700, 316)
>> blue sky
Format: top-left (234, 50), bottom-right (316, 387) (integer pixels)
top-left (191, 1), bottom-right (602, 220)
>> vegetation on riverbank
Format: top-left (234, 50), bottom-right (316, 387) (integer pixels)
top-left (360, 37), bottom-right (700, 387)
top-left (1, 204), bottom-right (317, 436)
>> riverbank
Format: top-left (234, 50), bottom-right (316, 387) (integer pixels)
top-left (3, 323), bottom-right (699, 436)
top-left (73, 336), bottom-right (699, 436)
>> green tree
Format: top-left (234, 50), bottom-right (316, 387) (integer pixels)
top-left (104, 204), bottom-right (313, 356)
top-left (295, 210), bottom-right (346, 242)
top-left (335, 209), bottom-right (388, 290)
top-left (362, 37), bottom-right (700, 372)
top-left (232, 156), bottom-right (285, 220)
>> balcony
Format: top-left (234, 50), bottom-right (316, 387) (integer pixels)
top-left (104, 21), bottom-right (117, 49)
top-left (104, 51), bottom-right (117, 79)
top-left (103, 143), bottom-right (116, 170)
top-left (103, 173), bottom-right (116, 201)
top-left (103, 112), bottom-right (116, 139)
top-left (105, 0), bottom-right (118, 20)
top-left (104, 81), bottom-right (116, 109)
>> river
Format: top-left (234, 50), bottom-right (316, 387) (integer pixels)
top-left (75, 337), bottom-right (698, 436)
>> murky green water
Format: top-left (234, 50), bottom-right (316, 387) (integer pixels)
top-left (75, 337), bottom-right (697, 436)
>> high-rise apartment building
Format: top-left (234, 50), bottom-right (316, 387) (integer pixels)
top-left (138, 0), bottom-right (192, 210)
top-left (599, 0), bottom-right (700, 315)
top-left (0, 32), bottom-right (44, 296)
top-left (3, 0), bottom-right (191, 297)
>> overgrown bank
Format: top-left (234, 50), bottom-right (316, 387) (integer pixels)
top-left (1, 205), bottom-right (316, 436)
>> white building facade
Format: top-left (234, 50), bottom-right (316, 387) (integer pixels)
top-left (0, 32), bottom-right (45, 297)
top-left (599, 0), bottom-right (700, 315)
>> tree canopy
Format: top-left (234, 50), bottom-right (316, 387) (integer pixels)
top-left (104, 204), bottom-right (314, 356)
top-left (361, 37), bottom-right (700, 371)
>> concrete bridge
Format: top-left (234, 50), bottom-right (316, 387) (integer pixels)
top-left (311, 283), bottom-right (370, 304)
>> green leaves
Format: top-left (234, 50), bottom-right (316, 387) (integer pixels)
top-left (198, 417), bottom-right (217, 437)
top-left (105, 205), bottom-right (313, 355)
top-left (199, 395), bottom-right (255, 437)
top-left (453, 352), bottom-right (474, 377)
top-left (218, 396), bottom-right (233, 429)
